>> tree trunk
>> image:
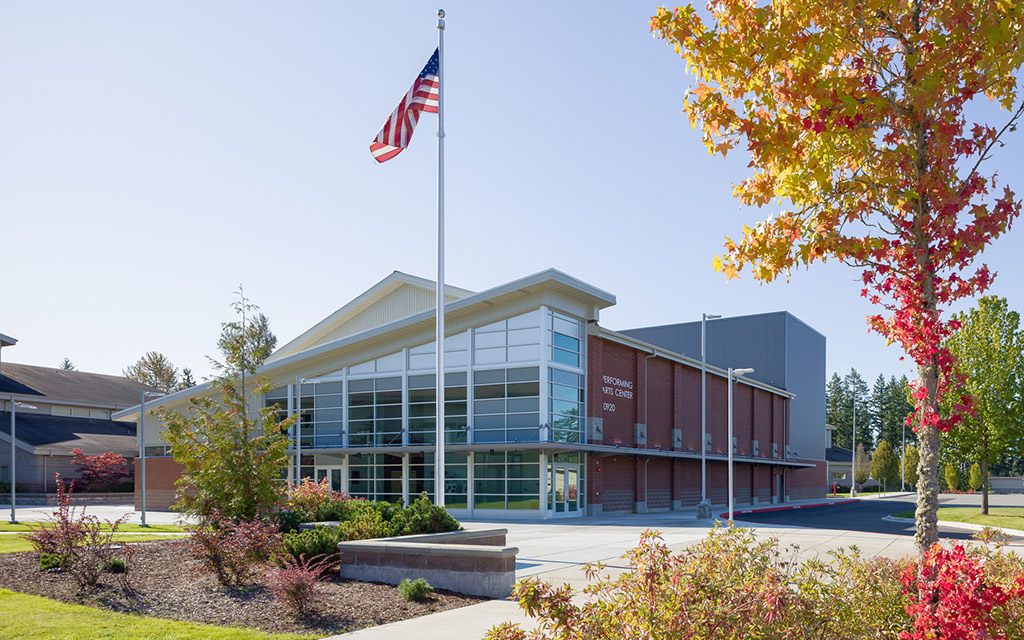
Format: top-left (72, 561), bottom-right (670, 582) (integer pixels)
top-left (982, 433), bottom-right (990, 515)
top-left (915, 358), bottom-right (942, 552)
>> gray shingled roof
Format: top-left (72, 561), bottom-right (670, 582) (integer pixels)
top-left (0, 362), bottom-right (155, 409)
top-left (826, 446), bottom-right (853, 463)
top-left (0, 411), bottom-right (137, 455)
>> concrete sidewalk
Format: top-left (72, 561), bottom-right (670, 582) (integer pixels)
top-left (321, 498), bottom-right (922, 640)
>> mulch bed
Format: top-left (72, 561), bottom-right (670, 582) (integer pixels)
top-left (0, 539), bottom-right (488, 635)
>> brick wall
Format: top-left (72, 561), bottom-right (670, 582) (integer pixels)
top-left (787, 459), bottom-right (826, 501)
top-left (133, 456), bottom-right (187, 510)
top-left (588, 334), bottom-right (798, 511)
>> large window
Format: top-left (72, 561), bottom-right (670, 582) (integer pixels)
top-left (473, 367), bottom-right (540, 444)
top-left (408, 372), bottom-right (468, 444)
top-left (473, 310), bottom-right (541, 365)
top-left (348, 377), bottom-right (402, 447)
top-left (348, 453), bottom-right (403, 502)
top-left (408, 452), bottom-right (469, 509)
top-left (473, 451), bottom-right (541, 510)
top-left (550, 312), bottom-right (583, 368)
top-left (549, 369), bottom-right (584, 443)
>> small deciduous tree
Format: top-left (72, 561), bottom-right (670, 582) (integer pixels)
top-left (945, 463), bottom-right (961, 492)
top-left (124, 351), bottom-right (180, 393)
top-left (871, 440), bottom-right (900, 494)
top-left (854, 443), bottom-right (871, 487)
top-left (652, 0), bottom-right (1024, 553)
top-left (969, 462), bottom-right (984, 491)
top-left (161, 291), bottom-right (293, 521)
top-left (903, 445), bottom-right (921, 489)
top-left (941, 296), bottom-right (1024, 514)
top-left (70, 448), bottom-right (132, 492)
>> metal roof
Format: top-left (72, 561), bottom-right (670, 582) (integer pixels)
top-left (0, 363), bottom-right (158, 409)
top-left (0, 411), bottom-right (137, 455)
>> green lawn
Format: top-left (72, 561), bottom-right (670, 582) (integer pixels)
top-left (0, 534), bottom-right (185, 555)
top-left (890, 506), bottom-right (1024, 531)
top-left (0, 588), bottom-right (313, 639)
top-left (0, 522), bottom-right (187, 533)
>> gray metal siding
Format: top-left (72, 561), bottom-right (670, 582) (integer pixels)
top-left (784, 315), bottom-right (826, 460)
top-left (621, 311), bottom-right (826, 462)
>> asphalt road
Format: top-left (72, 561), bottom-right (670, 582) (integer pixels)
top-left (734, 497), bottom-right (1012, 541)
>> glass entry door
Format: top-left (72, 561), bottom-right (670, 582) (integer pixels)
top-left (315, 466), bottom-right (344, 492)
top-left (550, 464), bottom-right (579, 516)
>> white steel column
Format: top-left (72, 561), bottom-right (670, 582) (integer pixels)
top-left (434, 8), bottom-right (447, 507)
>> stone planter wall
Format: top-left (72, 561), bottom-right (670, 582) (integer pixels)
top-left (337, 528), bottom-right (517, 598)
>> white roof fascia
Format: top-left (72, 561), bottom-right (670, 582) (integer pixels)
top-left (0, 431), bottom-right (37, 454)
top-left (261, 268), bottom-right (617, 376)
top-left (269, 271), bottom-right (476, 362)
top-left (0, 332), bottom-right (17, 347)
top-left (112, 381), bottom-right (215, 421)
top-left (595, 326), bottom-right (796, 399)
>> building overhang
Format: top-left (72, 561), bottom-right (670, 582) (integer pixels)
top-left (286, 443), bottom-right (818, 468)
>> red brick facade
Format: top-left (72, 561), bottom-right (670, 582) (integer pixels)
top-left (133, 456), bottom-right (187, 510)
top-left (586, 334), bottom-right (819, 512)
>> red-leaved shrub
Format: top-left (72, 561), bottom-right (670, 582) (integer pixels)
top-left (70, 448), bottom-right (132, 492)
top-left (267, 553), bottom-right (334, 617)
top-left (25, 475), bottom-right (131, 590)
top-left (184, 511), bottom-right (283, 586)
top-left (900, 543), bottom-right (1024, 639)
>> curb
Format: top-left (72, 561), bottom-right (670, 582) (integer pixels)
top-left (883, 515), bottom-right (1024, 539)
top-left (720, 499), bottom-right (860, 518)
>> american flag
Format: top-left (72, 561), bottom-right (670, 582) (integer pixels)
top-left (370, 49), bottom-right (440, 163)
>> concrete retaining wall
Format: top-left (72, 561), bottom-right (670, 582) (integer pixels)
top-left (337, 528), bottom-right (517, 598)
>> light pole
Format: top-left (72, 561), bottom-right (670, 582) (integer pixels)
top-left (901, 419), bottom-right (906, 492)
top-left (851, 397), bottom-right (857, 498)
top-left (701, 313), bottom-right (720, 507)
top-left (727, 367), bottom-right (754, 522)
top-left (139, 390), bottom-right (166, 527)
top-left (9, 398), bottom-right (37, 524)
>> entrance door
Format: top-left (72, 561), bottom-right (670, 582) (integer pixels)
top-left (550, 464), bottom-right (580, 516)
top-left (315, 466), bottom-right (344, 492)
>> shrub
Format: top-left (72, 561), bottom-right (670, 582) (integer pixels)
top-left (281, 526), bottom-right (344, 567)
top-left (70, 449), bottom-right (132, 492)
top-left (398, 577), bottom-right (434, 602)
top-left (103, 557), bottom-right (127, 574)
top-left (341, 508), bottom-right (394, 541)
top-left (38, 553), bottom-right (67, 571)
top-left (276, 509), bottom-right (306, 534)
top-left (184, 511), bottom-right (283, 586)
top-left (267, 553), bottom-right (335, 617)
top-left (486, 525), bottom-right (1024, 640)
top-left (390, 493), bottom-right (461, 536)
top-left (900, 543), bottom-right (1024, 639)
top-left (24, 476), bottom-right (130, 590)
top-left (287, 478), bottom-right (340, 514)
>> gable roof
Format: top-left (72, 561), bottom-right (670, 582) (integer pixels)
top-left (268, 271), bottom-right (476, 362)
top-left (0, 363), bottom-right (156, 409)
top-left (0, 411), bottom-right (137, 455)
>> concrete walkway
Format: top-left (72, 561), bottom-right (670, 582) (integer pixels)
top-left (322, 497), bottom-right (921, 640)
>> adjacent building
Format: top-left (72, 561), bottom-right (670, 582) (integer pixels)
top-left (0, 335), bottom-right (150, 491)
top-left (116, 269), bottom-right (825, 517)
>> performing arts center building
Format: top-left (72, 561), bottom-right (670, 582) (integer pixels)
top-left (117, 269), bottom-right (826, 518)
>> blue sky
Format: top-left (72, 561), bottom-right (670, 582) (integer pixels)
top-left (2, 2), bottom-right (1022, 385)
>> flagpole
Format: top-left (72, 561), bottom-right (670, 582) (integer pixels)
top-left (435, 8), bottom-right (447, 508)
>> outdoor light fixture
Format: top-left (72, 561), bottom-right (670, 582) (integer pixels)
top-left (9, 399), bottom-right (38, 524)
top-left (701, 313), bottom-right (721, 509)
top-left (139, 390), bottom-right (166, 527)
top-left (727, 367), bottom-right (754, 522)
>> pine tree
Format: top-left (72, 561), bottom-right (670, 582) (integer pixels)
top-left (59, 358), bottom-right (75, 371)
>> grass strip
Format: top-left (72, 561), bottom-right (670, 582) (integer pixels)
top-left (890, 506), bottom-right (1024, 531)
top-left (0, 523), bottom-right (187, 533)
top-left (0, 534), bottom-right (185, 555)
top-left (0, 588), bottom-right (314, 639)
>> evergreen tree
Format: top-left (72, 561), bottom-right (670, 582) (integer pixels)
top-left (59, 358), bottom-right (75, 371)
top-left (161, 291), bottom-right (291, 521)
top-left (179, 368), bottom-right (197, 390)
top-left (902, 445), bottom-right (920, 490)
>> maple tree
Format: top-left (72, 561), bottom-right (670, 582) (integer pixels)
top-left (70, 448), bottom-right (132, 492)
top-left (652, 0), bottom-right (1024, 551)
